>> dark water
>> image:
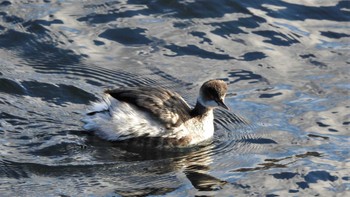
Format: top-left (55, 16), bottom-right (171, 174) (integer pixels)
top-left (0, 0), bottom-right (349, 196)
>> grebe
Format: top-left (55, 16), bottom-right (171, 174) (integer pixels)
top-left (82, 79), bottom-right (228, 148)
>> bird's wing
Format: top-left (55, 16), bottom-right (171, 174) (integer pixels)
top-left (105, 87), bottom-right (192, 128)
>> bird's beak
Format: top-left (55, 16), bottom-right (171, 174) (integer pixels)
top-left (218, 99), bottom-right (229, 110)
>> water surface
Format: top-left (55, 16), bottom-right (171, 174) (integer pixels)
top-left (0, 0), bottom-right (349, 196)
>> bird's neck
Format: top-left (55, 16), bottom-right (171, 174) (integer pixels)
top-left (190, 100), bottom-right (212, 117)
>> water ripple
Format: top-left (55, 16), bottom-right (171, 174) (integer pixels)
top-left (0, 0), bottom-right (349, 196)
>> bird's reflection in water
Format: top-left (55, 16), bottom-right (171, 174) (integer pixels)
top-left (86, 134), bottom-right (224, 194)
top-left (84, 131), bottom-right (277, 196)
top-left (184, 165), bottom-right (227, 191)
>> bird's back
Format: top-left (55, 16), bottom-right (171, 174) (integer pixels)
top-left (105, 87), bottom-right (192, 128)
top-left (82, 86), bottom-right (195, 143)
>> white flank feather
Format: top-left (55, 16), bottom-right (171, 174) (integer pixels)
top-left (82, 95), bottom-right (166, 141)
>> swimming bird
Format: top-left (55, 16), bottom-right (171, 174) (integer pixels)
top-left (82, 79), bottom-right (229, 148)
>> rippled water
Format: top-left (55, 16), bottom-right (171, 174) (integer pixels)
top-left (0, 0), bottom-right (349, 196)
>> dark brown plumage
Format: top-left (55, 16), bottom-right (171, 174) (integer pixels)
top-left (105, 87), bottom-right (192, 128)
top-left (200, 80), bottom-right (227, 101)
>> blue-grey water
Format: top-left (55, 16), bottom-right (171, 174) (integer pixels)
top-left (0, 0), bottom-right (349, 196)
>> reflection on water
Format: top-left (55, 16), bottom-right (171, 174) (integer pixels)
top-left (0, 0), bottom-right (349, 196)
